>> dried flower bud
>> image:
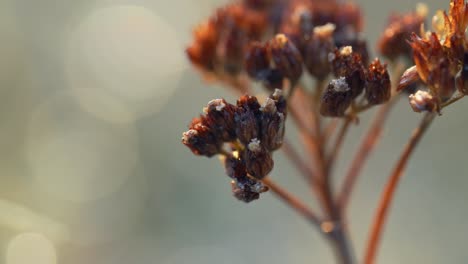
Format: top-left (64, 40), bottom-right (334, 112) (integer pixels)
top-left (244, 138), bottom-right (274, 179)
top-left (217, 25), bottom-right (247, 74)
top-left (268, 34), bottom-right (304, 84)
top-left (235, 95), bottom-right (261, 144)
top-left (182, 119), bottom-right (221, 157)
top-left (225, 156), bottom-right (247, 180)
top-left (279, 3), bottom-right (314, 52)
top-left (365, 59), bottom-right (391, 105)
top-left (304, 23), bottom-right (336, 80)
top-left (398, 65), bottom-right (421, 92)
top-left (203, 99), bottom-right (237, 142)
top-left (334, 28), bottom-right (369, 65)
top-left (261, 68), bottom-right (285, 90)
top-left (320, 77), bottom-right (353, 117)
top-left (378, 8), bottom-right (426, 60)
top-left (456, 53), bottom-right (468, 95)
top-left (409, 90), bottom-right (437, 113)
top-left (260, 98), bottom-right (286, 151)
top-left (245, 42), bottom-right (270, 80)
top-left (231, 175), bottom-right (268, 203)
top-left (269, 89), bottom-right (287, 114)
top-left (330, 46), bottom-right (366, 98)
top-left (186, 20), bottom-right (218, 72)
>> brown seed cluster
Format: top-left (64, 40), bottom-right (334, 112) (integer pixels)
top-left (399, 0), bottom-right (468, 112)
top-left (186, 0), bottom-right (368, 89)
top-left (321, 46), bottom-right (391, 117)
top-left (182, 90), bottom-right (287, 202)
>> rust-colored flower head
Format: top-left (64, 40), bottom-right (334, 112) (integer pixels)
top-left (400, 0), bottom-right (468, 111)
top-left (365, 58), bottom-right (391, 105)
top-left (259, 94), bottom-right (286, 151)
top-left (182, 118), bottom-right (222, 157)
top-left (329, 46), bottom-right (366, 98)
top-left (320, 77), bottom-right (354, 117)
top-left (186, 3), bottom-right (268, 78)
top-left (304, 23), bottom-right (336, 80)
top-left (377, 4), bottom-right (428, 60)
top-left (268, 34), bottom-right (304, 85)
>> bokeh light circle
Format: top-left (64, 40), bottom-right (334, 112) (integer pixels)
top-left (65, 5), bottom-right (186, 123)
top-left (26, 91), bottom-right (139, 203)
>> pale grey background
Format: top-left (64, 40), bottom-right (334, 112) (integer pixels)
top-left (0, 0), bottom-right (466, 263)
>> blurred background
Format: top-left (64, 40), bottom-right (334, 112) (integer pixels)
top-left (0, 0), bottom-right (467, 263)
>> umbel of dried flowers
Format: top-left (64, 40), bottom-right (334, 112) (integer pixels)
top-left (398, 0), bottom-right (468, 112)
top-left (182, 90), bottom-right (286, 202)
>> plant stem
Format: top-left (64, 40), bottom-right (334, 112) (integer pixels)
top-left (327, 118), bottom-right (352, 170)
top-left (363, 112), bottom-right (436, 264)
top-left (261, 177), bottom-right (322, 228)
top-left (338, 99), bottom-right (396, 211)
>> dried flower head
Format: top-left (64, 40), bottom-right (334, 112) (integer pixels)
top-left (304, 23), bottom-right (336, 80)
top-left (329, 46), bottom-right (366, 98)
top-left (182, 89), bottom-right (287, 202)
top-left (186, 3), bottom-right (268, 78)
top-left (377, 4), bottom-right (428, 60)
top-left (320, 77), bottom-right (353, 117)
top-left (400, 0), bottom-right (468, 111)
top-left (365, 58), bottom-right (391, 105)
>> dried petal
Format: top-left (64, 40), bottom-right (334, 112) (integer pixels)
top-left (398, 66), bottom-right (421, 92)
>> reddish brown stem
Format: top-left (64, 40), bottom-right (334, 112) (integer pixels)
top-left (338, 99), bottom-right (397, 211)
top-left (363, 112), bottom-right (435, 264)
top-left (261, 177), bottom-right (322, 227)
top-left (327, 118), bottom-right (352, 171)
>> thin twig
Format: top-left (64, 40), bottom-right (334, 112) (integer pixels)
top-left (338, 98), bottom-right (397, 211)
top-left (327, 118), bottom-right (352, 170)
top-left (363, 112), bottom-right (436, 264)
top-left (324, 118), bottom-right (340, 142)
top-left (261, 177), bottom-right (322, 227)
top-left (282, 139), bottom-right (319, 186)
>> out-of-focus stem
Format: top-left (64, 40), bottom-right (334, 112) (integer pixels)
top-left (338, 98), bottom-right (397, 211)
top-left (363, 112), bottom-right (436, 264)
top-left (327, 118), bottom-right (352, 171)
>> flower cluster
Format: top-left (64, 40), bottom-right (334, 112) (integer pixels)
top-left (321, 46), bottom-right (391, 117)
top-left (186, 3), bottom-right (268, 78)
top-left (398, 0), bottom-right (468, 112)
top-left (182, 89), bottom-right (287, 202)
top-left (186, 0), bottom-right (368, 87)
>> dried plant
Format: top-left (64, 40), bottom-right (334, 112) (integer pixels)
top-left (181, 0), bottom-right (468, 263)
